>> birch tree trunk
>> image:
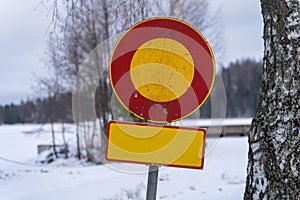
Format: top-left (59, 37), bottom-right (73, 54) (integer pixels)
top-left (244, 0), bottom-right (300, 199)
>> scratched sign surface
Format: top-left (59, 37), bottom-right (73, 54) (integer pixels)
top-left (110, 18), bottom-right (215, 123)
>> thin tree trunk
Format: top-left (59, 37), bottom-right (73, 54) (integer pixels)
top-left (50, 121), bottom-right (58, 158)
top-left (244, 0), bottom-right (300, 199)
top-left (76, 127), bottom-right (81, 159)
top-left (49, 96), bottom-right (58, 159)
top-left (61, 122), bottom-right (69, 159)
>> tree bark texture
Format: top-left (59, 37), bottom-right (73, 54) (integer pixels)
top-left (244, 0), bottom-right (300, 199)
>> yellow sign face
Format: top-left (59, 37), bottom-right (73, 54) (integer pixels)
top-left (106, 121), bottom-right (206, 169)
top-left (130, 38), bottom-right (194, 102)
top-left (110, 18), bottom-right (215, 122)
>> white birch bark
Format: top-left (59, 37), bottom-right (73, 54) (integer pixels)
top-left (244, 0), bottom-right (300, 199)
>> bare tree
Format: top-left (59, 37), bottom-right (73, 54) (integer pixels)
top-left (34, 33), bottom-right (76, 160)
top-left (166, 0), bottom-right (224, 61)
top-left (42, 0), bottom-right (223, 163)
top-left (244, 0), bottom-right (300, 199)
top-left (36, 74), bottom-right (62, 159)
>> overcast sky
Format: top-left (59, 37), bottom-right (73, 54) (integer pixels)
top-left (0, 0), bottom-right (263, 105)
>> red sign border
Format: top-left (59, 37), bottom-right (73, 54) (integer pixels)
top-left (110, 17), bottom-right (215, 123)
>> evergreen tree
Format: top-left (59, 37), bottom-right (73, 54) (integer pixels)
top-left (221, 59), bottom-right (262, 118)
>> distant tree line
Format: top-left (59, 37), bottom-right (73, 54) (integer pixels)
top-left (0, 92), bottom-right (73, 124)
top-left (199, 58), bottom-right (262, 118)
top-left (222, 58), bottom-right (262, 117)
top-left (0, 58), bottom-right (262, 124)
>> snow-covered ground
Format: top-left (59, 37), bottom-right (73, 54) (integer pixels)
top-left (0, 124), bottom-right (249, 200)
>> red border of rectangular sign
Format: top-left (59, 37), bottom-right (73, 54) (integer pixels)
top-left (105, 120), bottom-right (206, 170)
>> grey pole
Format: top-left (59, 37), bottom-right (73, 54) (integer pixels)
top-left (146, 165), bottom-right (159, 200)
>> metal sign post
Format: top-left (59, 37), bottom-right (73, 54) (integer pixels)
top-left (108, 17), bottom-right (215, 200)
top-left (146, 165), bottom-right (159, 200)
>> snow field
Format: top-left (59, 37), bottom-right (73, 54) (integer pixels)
top-left (0, 124), bottom-right (248, 200)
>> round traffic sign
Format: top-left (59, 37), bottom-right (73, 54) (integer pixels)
top-left (110, 18), bottom-right (215, 123)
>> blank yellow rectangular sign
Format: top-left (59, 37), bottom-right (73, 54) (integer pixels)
top-left (106, 121), bottom-right (206, 169)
